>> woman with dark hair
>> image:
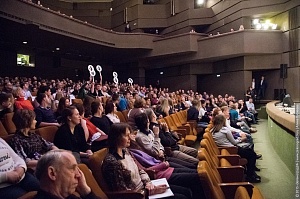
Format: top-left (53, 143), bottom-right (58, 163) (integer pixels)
top-left (102, 123), bottom-right (193, 199)
top-left (54, 97), bottom-right (70, 122)
top-left (9, 109), bottom-right (57, 170)
top-left (54, 106), bottom-right (92, 163)
top-left (105, 101), bottom-right (120, 124)
top-left (0, 138), bottom-right (40, 198)
top-left (210, 114), bottom-right (261, 183)
top-left (72, 103), bottom-right (108, 152)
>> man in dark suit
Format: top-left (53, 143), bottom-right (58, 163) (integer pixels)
top-left (258, 75), bottom-right (267, 99)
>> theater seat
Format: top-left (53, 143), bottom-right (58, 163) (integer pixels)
top-left (115, 111), bottom-right (127, 123)
top-left (0, 121), bottom-right (8, 137)
top-left (72, 98), bottom-right (83, 104)
top-left (200, 139), bottom-right (247, 166)
top-left (89, 148), bottom-right (146, 199)
top-left (198, 161), bottom-right (264, 199)
top-left (35, 126), bottom-right (59, 143)
top-left (18, 191), bottom-right (37, 199)
top-left (163, 116), bottom-right (196, 146)
top-left (2, 112), bottom-right (16, 134)
top-left (78, 164), bottom-right (108, 199)
top-left (198, 148), bottom-right (244, 182)
top-left (234, 186), bottom-right (250, 199)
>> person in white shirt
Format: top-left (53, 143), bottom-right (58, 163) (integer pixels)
top-left (0, 138), bottom-right (39, 198)
top-left (246, 98), bottom-right (258, 120)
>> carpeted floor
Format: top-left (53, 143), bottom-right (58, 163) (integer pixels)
top-left (250, 119), bottom-right (294, 199)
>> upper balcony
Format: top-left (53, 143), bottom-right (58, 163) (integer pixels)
top-left (0, 0), bottom-right (284, 64)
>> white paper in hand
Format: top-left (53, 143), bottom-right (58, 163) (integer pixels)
top-left (149, 178), bottom-right (174, 199)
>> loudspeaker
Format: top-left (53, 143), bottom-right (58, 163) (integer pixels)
top-left (280, 64), bottom-right (287, 79)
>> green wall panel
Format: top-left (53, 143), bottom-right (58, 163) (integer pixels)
top-left (268, 116), bottom-right (295, 174)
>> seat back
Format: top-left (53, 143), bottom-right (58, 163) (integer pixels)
top-left (234, 186), bottom-right (251, 199)
top-left (175, 111), bottom-right (186, 125)
top-left (115, 111), bottom-right (127, 123)
top-left (122, 110), bottom-right (129, 122)
top-left (78, 164), bottom-right (108, 199)
top-left (170, 114), bottom-right (182, 127)
top-left (0, 121), bottom-right (8, 137)
top-left (200, 139), bottom-right (220, 167)
top-left (170, 114), bottom-right (193, 135)
top-left (18, 191), bottom-right (38, 199)
top-left (2, 112), bottom-right (16, 134)
top-left (35, 126), bottom-right (59, 143)
top-left (164, 116), bottom-right (179, 131)
top-left (198, 147), bottom-right (220, 169)
top-left (72, 98), bottom-right (83, 105)
top-left (203, 132), bottom-right (220, 155)
top-left (88, 148), bottom-right (110, 192)
top-left (198, 161), bottom-right (226, 199)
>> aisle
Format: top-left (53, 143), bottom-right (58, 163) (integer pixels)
top-left (251, 119), bottom-right (294, 199)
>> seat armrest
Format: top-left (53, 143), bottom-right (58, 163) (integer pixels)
top-left (107, 189), bottom-right (146, 199)
top-left (177, 126), bottom-right (191, 135)
top-left (217, 155), bottom-right (241, 165)
top-left (217, 166), bottom-right (245, 182)
top-left (218, 146), bottom-right (238, 154)
top-left (219, 182), bottom-right (254, 199)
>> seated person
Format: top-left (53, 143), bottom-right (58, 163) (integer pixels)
top-left (34, 93), bottom-right (60, 128)
top-left (210, 114), bottom-right (261, 183)
top-left (54, 106), bottom-right (93, 164)
top-left (14, 87), bottom-right (34, 111)
top-left (245, 98), bottom-right (258, 120)
top-left (102, 123), bottom-right (196, 199)
top-left (144, 108), bottom-right (199, 165)
top-left (155, 98), bottom-right (172, 118)
top-left (104, 101), bottom-right (120, 124)
top-left (54, 97), bottom-right (70, 122)
top-left (9, 109), bottom-right (58, 171)
top-left (72, 103), bottom-right (108, 152)
top-left (135, 113), bottom-right (197, 169)
top-left (127, 98), bottom-right (144, 128)
top-left (90, 101), bottom-right (111, 135)
top-left (34, 150), bottom-right (101, 199)
top-left (187, 100), bottom-right (208, 128)
top-left (129, 126), bottom-right (206, 199)
top-left (0, 138), bottom-right (40, 199)
top-left (0, 93), bottom-right (13, 119)
top-left (221, 106), bottom-right (253, 144)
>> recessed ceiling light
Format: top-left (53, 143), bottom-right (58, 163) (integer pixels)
top-left (56, 47), bottom-right (60, 51)
top-left (23, 41), bottom-right (27, 44)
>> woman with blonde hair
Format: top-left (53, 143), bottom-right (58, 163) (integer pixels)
top-left (156, 98), bottom-right (171, 118)
top-left (14, 87), bottom-right (34, 110)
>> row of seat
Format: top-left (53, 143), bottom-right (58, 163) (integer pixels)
top-left (197, 126), bottom-right (264, 199)
top-left (2, 108), bottom-right (265, 199)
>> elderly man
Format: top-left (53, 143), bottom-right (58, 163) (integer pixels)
top-left (34, 150), bottom-right (101, 199)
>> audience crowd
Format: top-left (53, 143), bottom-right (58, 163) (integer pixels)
top-left (0, 75), bottom-right (262, 198)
